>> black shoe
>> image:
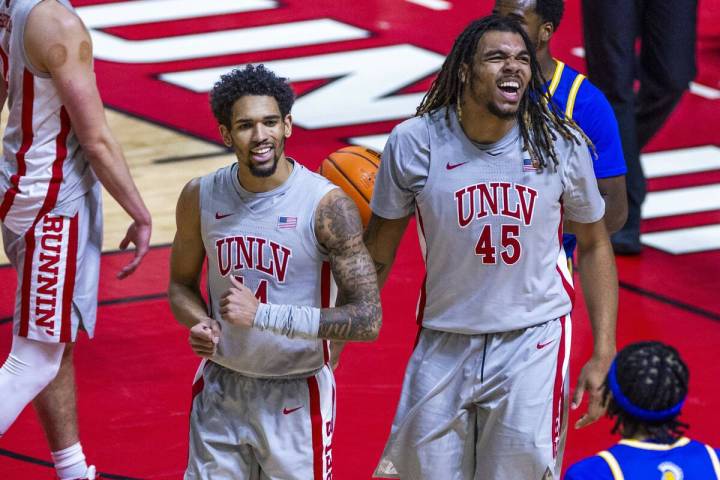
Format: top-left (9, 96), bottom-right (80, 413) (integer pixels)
top-left (611, 231), bottom-right (642, 255)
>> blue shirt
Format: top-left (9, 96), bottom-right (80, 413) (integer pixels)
top-left (565, 437), bottom-right (720, 480)
top-left (544, 61), bottom-right (627, 257)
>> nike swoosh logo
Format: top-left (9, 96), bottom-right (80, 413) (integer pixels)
top-left (446, 161), bottom-right (469, 170)
top-left (536, 340), bottom-right (554, 349)
top-left (283, 406), bottom-right (303, 415)
top-left (215, 212), bottom-right (234, 220)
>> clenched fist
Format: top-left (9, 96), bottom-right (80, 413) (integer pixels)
top-left (189, 319), bottom-right (221, 358)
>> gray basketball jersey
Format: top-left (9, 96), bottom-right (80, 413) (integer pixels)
top-left (200, 161), bottom-right (337, 378)
top-left (371, 108), bottom-right (604, 334)
top-left (0, 0), bottom-right (96, 236)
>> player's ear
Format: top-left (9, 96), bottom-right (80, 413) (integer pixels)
top-left (540, 22), bottom-right (554, 43)
top-left (283, 114), bottom-right (292, 138)
top-left (219, 124), bottom-right (233, 148)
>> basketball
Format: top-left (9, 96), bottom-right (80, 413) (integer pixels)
top-left (318, 145), bottom-right (381, 227)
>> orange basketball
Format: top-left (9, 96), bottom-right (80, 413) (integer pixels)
top-left (318, 145), bottom-right (380, 227)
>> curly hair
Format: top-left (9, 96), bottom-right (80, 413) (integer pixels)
top-left (416, 14), bottom-right (592, 171)
top-left (209, 64), bottom-right (295, 128)
top-left (604, 341), bottom-right (690, 443)
top-left (535, 0), bottom-right (565, 31)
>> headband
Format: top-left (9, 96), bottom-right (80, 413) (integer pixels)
top-left (607, 360), bottom-right (686, 422)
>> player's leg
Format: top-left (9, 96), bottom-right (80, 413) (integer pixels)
top-left (185, 360), bottom-right (259, 479)
top-left (374, 329), bottom-right (479, 480)
top-left (256, 364), bottom-right (335, 479)
top-left (34, 187), bottom-right (103, 480)
top-left (33, 343), bottom-right (95, 480)
top-left (581, 0), bottom-right (643, 252)
top-left (0, 212), bottom-right (80, 438)
top-left (636, 0), bottom-right (697, 149)
top-left (474, 316), bottom-right (571, 480)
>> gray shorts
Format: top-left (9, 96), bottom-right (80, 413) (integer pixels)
top-left (2, 185), bottom-right (102, 343)
top-left (374, 316), bottom-right (571, 480)
top-left (186, 360), bottom-right (336, 480)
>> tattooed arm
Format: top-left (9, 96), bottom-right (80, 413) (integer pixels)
top-left (219, 188), bottom-right (382, 342)
top-left (315, 189), bottom-right (382, 341)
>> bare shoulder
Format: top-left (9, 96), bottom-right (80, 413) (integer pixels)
top-left (27, 0), bottom-right (86, 35)
top-left (315, 187), bottom-right (364, 251)
top-left (25, 1), bottom-right (90, 72)
top-left (176, 177), bottom-right (201, 223)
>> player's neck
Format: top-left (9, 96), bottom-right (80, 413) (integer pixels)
top-left (237, 156), bottom-right (294, 193)
top-left (459, 106), bottom-right (516, 144)
top-left (537, 47), bottom-right (556, 82)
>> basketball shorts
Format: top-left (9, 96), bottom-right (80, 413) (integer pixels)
top-left (374, 316), bottom-right (571, 480)
top-left (186, 360), bottom-right (336, 480)
top-left (1, 185), bottom-right (102, 343)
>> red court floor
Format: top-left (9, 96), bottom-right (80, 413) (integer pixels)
top-left (1, 0), bottom-right (719, 478)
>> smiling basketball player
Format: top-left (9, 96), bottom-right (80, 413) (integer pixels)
top-left (168, 64), bottom-right (381, 479)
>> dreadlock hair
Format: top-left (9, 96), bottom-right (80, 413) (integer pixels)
top-left (604, 341), bottom-right (690, 443)
top-left (535, 0), bottom-right (565, 31)
top-left (416, 15), bottom-right (593, 171)
top-left (210, 64), bottom-right (295, 129)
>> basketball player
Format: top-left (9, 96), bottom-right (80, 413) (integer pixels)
top-left (368, 16), bottom-right (617, 479)
top-left (168, 64), bottom-right (381, 479)
top-left (566, 341), bottom-right (720, 479)
top-left (493, 0), bottom-right (627, 261)
top-left (0, 1), bottom-right (152, 479)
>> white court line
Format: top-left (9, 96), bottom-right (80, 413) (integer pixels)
top-left (89, 19), bottom-right (369, 63)
top-left (406, 0), bottom-right (452, 10)
top-left (642, 146), bottom-right (720, 179)
top-left (642, 224), bottom-right (720, 255)
top-left (349, 134), bottom-right (390, 152)
top-left (643, 184), bottom-right (720, 219)
top-left (690, 82), bottom-right (720, 100)
top-left (77, 0), bottom-right (277, 28)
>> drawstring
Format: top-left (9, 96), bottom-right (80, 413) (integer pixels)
top-left (481, 334), bottom-right (488, 383)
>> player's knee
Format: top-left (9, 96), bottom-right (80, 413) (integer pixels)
top-left (0, 338), bottom-right (65, 394)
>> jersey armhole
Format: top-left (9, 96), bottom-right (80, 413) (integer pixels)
top-left (705, 444), bottom-right (720, 478)
top-left (597, 450), bottom-right (625, 480)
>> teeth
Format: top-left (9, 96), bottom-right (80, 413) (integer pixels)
top-left (499, 81), bottom-right (520, 89)
top-left (252, 146), bottom-right (271, 154)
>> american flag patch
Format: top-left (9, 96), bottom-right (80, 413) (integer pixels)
top-left (277, 216), bottom-right (297, 229)
top-left (523, 157), bottom-right (538, 172)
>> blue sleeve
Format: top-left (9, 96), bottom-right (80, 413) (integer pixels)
top-left (564, 455), bottom-right (616, 480)
top-left (571, 81), bottom-right (627, 179)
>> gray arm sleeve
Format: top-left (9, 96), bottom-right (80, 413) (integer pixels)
top-left (370, 119), bottom-right (431, 219)
top-left (560, 134), bottom-right (606, 223)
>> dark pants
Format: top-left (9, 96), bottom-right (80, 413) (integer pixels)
top-left (582, 0), bottom-right (697, 242)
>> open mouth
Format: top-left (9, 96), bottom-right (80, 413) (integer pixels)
top-left (250, 144), bottom-right (273, 163)
top-left (497, 79), bottom-right (521, 102)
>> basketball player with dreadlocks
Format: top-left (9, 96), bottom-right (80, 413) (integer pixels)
top-left (367, 15), bottom-right (617, 479)
top-left (566, 341), bottom-right (720, 479)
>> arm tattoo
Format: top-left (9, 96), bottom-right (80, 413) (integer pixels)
top-left (315, 191), bottom-right (382, 341)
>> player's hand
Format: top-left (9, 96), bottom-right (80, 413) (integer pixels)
top-left (117, 219), bottom-right (152, 279)
top-left (189, 320), bottom-right (221, 358)
top-left (219, 276), bottom-right (260, 328)
top-left (572, 355), bottom-right (613, 429)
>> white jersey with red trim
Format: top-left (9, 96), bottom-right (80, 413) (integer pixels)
top-left (371, 107), bottom-right (605, 334)
top-left (0, 0), bottom-right (96, 236)
top-left (199, 161), bottom-right (337, 378)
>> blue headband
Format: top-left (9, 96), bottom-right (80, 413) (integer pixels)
top-left (607, 360), bottom-right (686, 422)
